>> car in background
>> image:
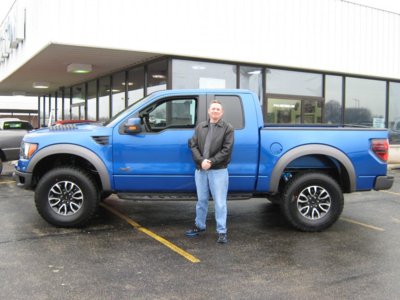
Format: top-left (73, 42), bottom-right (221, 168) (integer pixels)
top-left (0, 118), bottom-right (34, 174)
top-left (0, 118), bottom-right (34, 130)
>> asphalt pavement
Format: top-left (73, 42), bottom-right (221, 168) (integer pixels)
top-left (1, 162), bottom-right (400, 299)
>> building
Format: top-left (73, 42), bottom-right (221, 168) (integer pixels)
top-left (0, 0), bottom-right (399, 145)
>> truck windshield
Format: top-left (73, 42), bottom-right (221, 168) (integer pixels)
top-left (104, 94), bottom-right (153, 127)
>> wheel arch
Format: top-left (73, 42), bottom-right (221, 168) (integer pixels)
top-left (28, 144), bottom-right (111, 191)
top-left (270, 144), bottom-right (356, 194)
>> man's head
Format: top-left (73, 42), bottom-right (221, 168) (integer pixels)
top-left (208, 100), bottom-right (224, 123)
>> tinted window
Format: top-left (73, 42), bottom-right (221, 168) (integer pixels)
top-left (345, 77), bottom-right (386, 127)
top-left (147, 60), bottom-right (168, 94)
top-left (128, 67), bottom-right (144, 105)
top-left (324, 75), bottom-right (343, 124)
top-left (267, 69), bottom-right (322, 97)
top-left (3, 121), bottom-right (33, 130)
top-left (112, 71), bottom-right (126, 116)
top-left (72, 84), bottom-right (86, 120)
top-left (388, 82), bottom-right (400, 144)
top-left (87, 80), bottom-right (97, 121)
top-left (211, 95), bottom-right (244, 129)
top-left (240, 66), bottom-right (263, 105)
top-left (99, 76), bottom-right (111, 122)
top-left (172, 59), bottom-right (236, 89)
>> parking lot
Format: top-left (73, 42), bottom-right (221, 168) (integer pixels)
top-left (1, 162), bottom-right (400, 300)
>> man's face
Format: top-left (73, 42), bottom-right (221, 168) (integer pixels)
top-left (208, 102), bottom-right (223, 122)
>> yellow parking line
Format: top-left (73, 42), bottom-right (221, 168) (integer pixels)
top-left (381, 190), bottom-right (400, 197)
top-left (338, 189), bottom-right (400, 231)
top-left (100, 202), bottom-right (200, 264)
top-left (0, 180), bottom-right (15, 184)
top-left (340, 217), bottom-right (384, 232)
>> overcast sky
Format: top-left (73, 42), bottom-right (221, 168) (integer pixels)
top-left (0, 0), bottom-right (399, 110)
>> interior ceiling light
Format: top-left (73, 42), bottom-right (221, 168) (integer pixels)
top-left (248, 70), bottom-right (261, 75)
top-left (152, 74), bottom-right (166, 79)
top-left (32, 82), bottom-right (50, 89)
top-left (67, 63), bottom-right (92, 74)
top-left (192, 65), bottom-right (206, 70)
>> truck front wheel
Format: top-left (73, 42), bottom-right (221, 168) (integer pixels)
top-left (281, 172), bottom-right (343, 232)
top-left (35, 167), bottom-right (100, 227)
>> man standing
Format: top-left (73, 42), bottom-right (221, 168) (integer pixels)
top-left (186, 100), bottom-right (234, 244)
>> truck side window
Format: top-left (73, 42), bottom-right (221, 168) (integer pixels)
top-left (211, 96), bottom-right (244, 129)
top-left (142, 98), bottom-right (197, 132)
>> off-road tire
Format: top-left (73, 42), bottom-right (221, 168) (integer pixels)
top-left (35, 167), bottom-right (100, 227)
top-left (281, 172), bottom-right (343, 232)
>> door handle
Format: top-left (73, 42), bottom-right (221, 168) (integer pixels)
top-left (119, 167), bottom-right (131, 172)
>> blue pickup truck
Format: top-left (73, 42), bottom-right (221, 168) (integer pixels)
top-left (14, 89), bottom-right (393, 231)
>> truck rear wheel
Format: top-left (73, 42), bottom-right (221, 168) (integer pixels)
top-left (35, 167), bottom-right (100, 227)
top-left (281, 172), bottom-right (343, 232)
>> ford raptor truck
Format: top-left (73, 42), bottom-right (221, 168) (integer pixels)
top-left (14, 89), bottom-right (394, 231)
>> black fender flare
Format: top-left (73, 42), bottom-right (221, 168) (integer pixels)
top-left (269, 144), bottom-right (356, 193)
top-left (27, 144), bottom-right (111, 191)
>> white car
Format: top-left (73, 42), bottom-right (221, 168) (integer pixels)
top-left (0, 119), bottom-right (34, 174)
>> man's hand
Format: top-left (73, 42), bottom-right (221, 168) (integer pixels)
top-left (201, 159), bottom-right (212, 170)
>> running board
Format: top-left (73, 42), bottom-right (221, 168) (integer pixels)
top-left (117, 193), bottom-right (253, 201)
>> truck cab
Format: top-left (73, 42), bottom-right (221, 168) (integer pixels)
top-left (14, 89), bottom-right (393, 231)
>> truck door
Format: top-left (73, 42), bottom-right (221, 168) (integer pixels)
top-left (113, 95), bottom-right (203, 192)
top-left (206, 93), bottom-right (260, 192)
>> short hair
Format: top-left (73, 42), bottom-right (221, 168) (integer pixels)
top-left (210, 100), bottom-right (223, 107)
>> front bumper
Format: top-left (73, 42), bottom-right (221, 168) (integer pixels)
top-left (13, 169), bottom-right (33, 189)
top-left (374, 175), bottom-right (394, 190)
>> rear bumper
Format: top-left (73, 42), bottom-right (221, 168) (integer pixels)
top-left (374, 175), bottom-right (394, 190)
top-left (13, 169), bottom-right (33, 189)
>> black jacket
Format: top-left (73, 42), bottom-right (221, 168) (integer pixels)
top-left (189, 119), bottom-right (234, 169)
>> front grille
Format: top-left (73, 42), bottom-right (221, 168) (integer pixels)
top-left (92, 136), bottom-right (110, 145)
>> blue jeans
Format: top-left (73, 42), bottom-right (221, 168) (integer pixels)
top-left (194, 168), bottom-right (229, 234)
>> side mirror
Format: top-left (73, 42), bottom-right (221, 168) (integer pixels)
top-left (124, 118), bottom-right (142, 134)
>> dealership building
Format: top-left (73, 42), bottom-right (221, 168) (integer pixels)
top-left (0, 0), bottom-right (400, 145)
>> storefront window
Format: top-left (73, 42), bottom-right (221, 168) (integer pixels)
top-left (63, 87), bottom-right (71, 120)
top-left (388, 82), bottom-right (400, 144)
top-left (55, 91), bottom-right (62, 122)
top-left (39, 96), bottom-right (46, 126)
top-left (267, 69), bottom-right (322, 97)
top-left (50, 95), bottom-right (56, 123)
top-left (172, 59), bottom-right (236, 89)
top-left (112, 71), bottom-right (126, 116)
top-left (324, 75), bottom-right (343, 124)
top-left (147, 60), bottom-right (168, 94)
top-left (87, 80), bottom-right (97, 121)
top-left (267, 98), bottom-right (301, 124)
top-left (128, 67), bottom-right (144, 105)
top-left (344, 77), bottom-right (386, 128)
top-left (99, 76), bottom-right (110, 122)
top-left (72, 84), bottom-right (86, 120)
top-left (240, 66), bottom-right (263, 104)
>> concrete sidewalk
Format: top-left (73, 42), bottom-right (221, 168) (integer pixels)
top-left (1, 161), bottom-right (15, 176)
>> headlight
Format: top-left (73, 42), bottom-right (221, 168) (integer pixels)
top-left (20, 142), bottom-right (38, 159)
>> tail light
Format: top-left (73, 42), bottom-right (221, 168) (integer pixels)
top-left (371, 139), bottom-right (389, 162)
